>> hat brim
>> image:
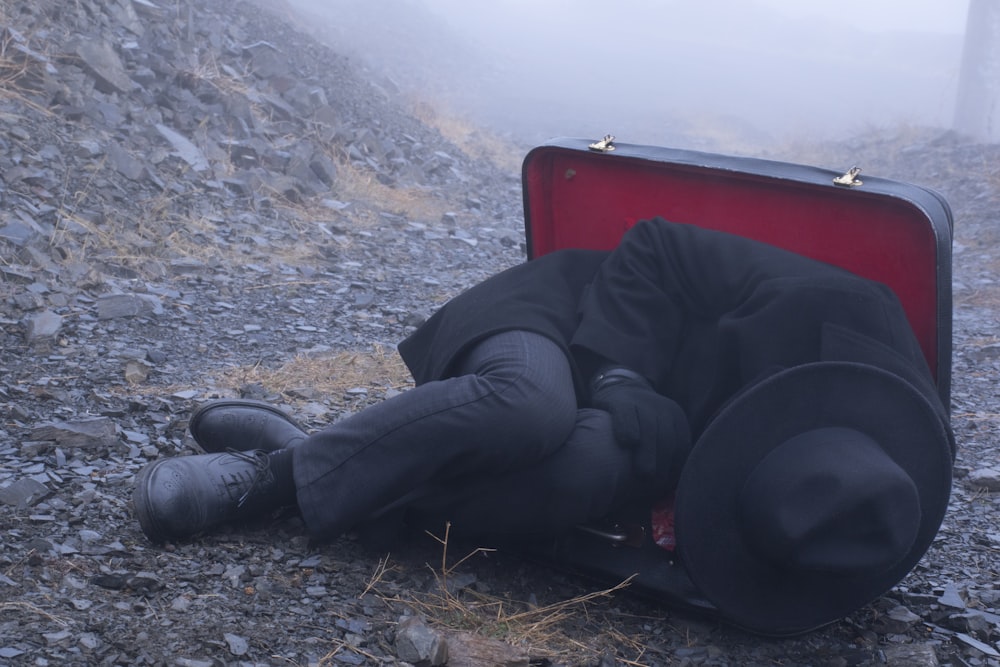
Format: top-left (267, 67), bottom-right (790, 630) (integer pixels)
top-left (674, 362), bottom-right (952, 636)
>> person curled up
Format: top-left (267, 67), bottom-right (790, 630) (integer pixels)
top-left (132, 217), bottom-right (953, 635)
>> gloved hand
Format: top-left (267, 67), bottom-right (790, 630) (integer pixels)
top-left (590, 366), bottom-right (692, 486)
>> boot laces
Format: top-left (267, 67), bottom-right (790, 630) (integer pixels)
top-left (224, 449), bottom-right (273, 508)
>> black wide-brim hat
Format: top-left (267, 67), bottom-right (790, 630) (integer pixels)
top-left (674, 361), bottom-right (953, 636)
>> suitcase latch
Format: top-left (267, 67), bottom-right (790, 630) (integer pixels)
top-left (833, 166), bottom-right (863, 187)
top-left (588, 134), bottom-right (616, 152)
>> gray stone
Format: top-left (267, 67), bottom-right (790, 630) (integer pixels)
top-left (42, 630), bottom-right (72, 647)
top-left (29, 417), bottom-right (118, 449)
top-left (107, 140), bottom-right (147, 181)
top-left (884, 643), bottom-right (939, 667)
top-left (0, 266), bottom-right (36, 284)
top-left (0, 222), bottom-right (37, 246)
top-left (130, 0), bottom-right (166, 19)
top-left (106, 0), bottom-right (144, 36)
top-left (23, 310), bottom-right (63, 341)
top-left (71, 38), bottom-right (132, 94)
top-left (954, 632), bottom-right (1000, 658)
top-left (97, 293), bottom-right (164, 320)
top-left (223, 633), bottom-right (249, 656)
top-left (948, 611), bottom-right (994, 635)
top-left (125, 359), bottom-right (151, 384)
top-left (938, 583), bottom-right (966, 609)
top-left (395, 616), bottom-right (448, 666)
top-left (242, 41), bottom-right (290, 79)
top-left (0, 478), bottom-right (50, 508)
top-left (876, 605), bottom-right (922, 634)
top-left (967, 467), bottom-right (1000, 491)
top-left (13, 291), bottom-right (45, 311)
top-left (257, 92), bottom-right (297, 121)
top-left (155, 124), bottom-right (210, 172)
top-left (969, 343), bottom-right (1000, 361)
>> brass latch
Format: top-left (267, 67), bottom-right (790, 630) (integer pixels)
top-left (833, 166), bottom-right (863, 187)
top-left (588, 134), bottom-right (616, 152)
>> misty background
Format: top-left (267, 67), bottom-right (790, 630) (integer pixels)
top-left (279, 0), bottom-right (970, 151)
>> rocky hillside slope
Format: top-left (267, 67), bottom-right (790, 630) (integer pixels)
top-left (0, 0), bottom-right (519, 279)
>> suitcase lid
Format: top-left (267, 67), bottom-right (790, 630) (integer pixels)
top-left (522, 138), bottom-right (953, 405)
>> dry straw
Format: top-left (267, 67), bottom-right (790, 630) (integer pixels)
top-left (357, 521), bottom-right (656, 666)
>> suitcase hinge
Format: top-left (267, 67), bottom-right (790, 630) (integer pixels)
top-left (588, 134), bottom-right (616, 152)
top-left (833, 166), bottom-right (864, 187)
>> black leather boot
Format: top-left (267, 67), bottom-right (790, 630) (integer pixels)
top-left (132, 450), bottom-right (294, 543)
top-left (188, 400), bottom-right (307, 453)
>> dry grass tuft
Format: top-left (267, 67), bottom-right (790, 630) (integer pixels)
top-left (363, 522), bottom-right (643, 663)
top-left (956, 283), bottom-right (1000, 311)
top-left (0, 600), bottom-right (68, 626)
top-left (408, 98), bottom-right (525, 174)
top-left (50, 186), bottom-right (237, 273)
top-left (182, 50), bottom-right (255, 99)
top-left (0, 28), bottom-right (56, 115)
top-left (327, 152), bottom-right (453, 224)
top-left (316, 638), bottom-right (383, 665)
top-left (212, 345), bottom-right (413, 399)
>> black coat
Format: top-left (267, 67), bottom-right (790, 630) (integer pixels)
top-left (399, 218), bottom-right (947, 438)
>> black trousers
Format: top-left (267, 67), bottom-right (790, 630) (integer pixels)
top-left (293, 331), bottom-right (645, 542)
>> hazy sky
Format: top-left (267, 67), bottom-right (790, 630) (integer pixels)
top-left (431, 0), bottom-right (970, 34)
top-left (415, 0), bottom-right (971, 144)
top-left (754, 0), bottom-right (968, 34)
top-left (293, 0), bottom-right (973, 148)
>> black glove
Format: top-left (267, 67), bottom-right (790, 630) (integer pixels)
top-left (590, 366), bottom-right (692, 486)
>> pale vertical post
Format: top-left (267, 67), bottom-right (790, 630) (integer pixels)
top-left (954, 0), bottom-right (1000, 142)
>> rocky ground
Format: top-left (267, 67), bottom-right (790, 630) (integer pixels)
top-left (1, 0), bottom-right (999, 665)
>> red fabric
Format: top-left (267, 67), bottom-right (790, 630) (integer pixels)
top-left (651, 495), bottom-right (677, 552)
top-left (525, 153), bottom-right (941, 380)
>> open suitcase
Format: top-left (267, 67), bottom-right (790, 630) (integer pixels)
top-left (520, 136), bottom-right (954, 636)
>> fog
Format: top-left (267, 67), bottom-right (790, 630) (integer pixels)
top-left (285, 0), bottom-right (970, 150)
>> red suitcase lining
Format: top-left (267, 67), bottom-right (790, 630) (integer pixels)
top-left (524, 151), bottom-right (944, 385)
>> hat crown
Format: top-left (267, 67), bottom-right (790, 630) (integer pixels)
top-left (738, 427), bottom-right (921, 575)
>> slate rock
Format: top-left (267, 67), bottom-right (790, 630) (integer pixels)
top-left (70, 38), bottom-right (132, 94)
top-left (23, 310), bottom-right (63, 341)
top-left (884, 643), bottom-right (940, 667)
top-left (105, 0), bottom-right (145, 36)
top-left (443, 631), bottom-right (532, 667)
top-left (224, 633), bottom-right (249, 656)
top-left (97, 293), bottom-right (164, 320)
top-left (395, 615), bottom-right (448, 666)
top-left (938, 583), bottom-right (967, 609)
top-left (155, 124), bottom-right (211, 172)
top-left (125, 359), bottom-right (151, 384)
top-left (0, 478), bottom-right (50, 508)
top-left (954, 632), bottom-right (1000, 658)
top-left (967, 467), bottom-right (1000, 491)
top-left (242, 41), bottom-right (290, 79)
top-left (29, 417), bottom-right (118, 448)
top-left (107, 141), bottom-right (148, 181)
top-left (875, 605), bottom-right (922, 634)
top-left (0, 221), bottom-right (37, 246)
